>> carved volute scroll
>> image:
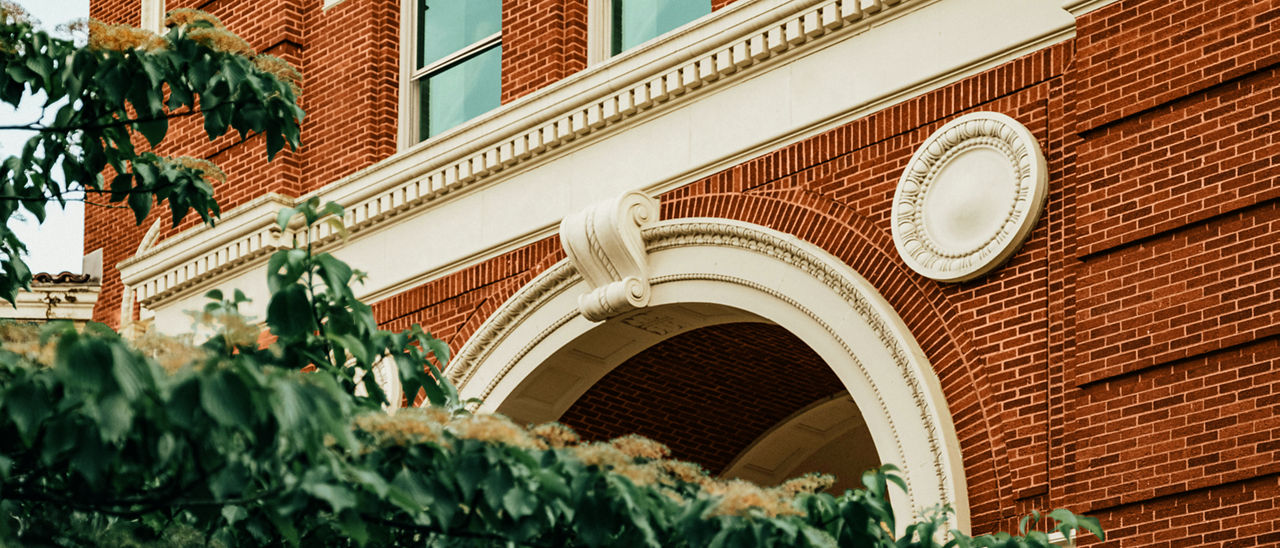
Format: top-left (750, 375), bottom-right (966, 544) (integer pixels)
top-left (559, 191), bottom-right (660, 321)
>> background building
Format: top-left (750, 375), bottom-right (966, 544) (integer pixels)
top-left (87, 0), bottom-right (1280, 543)
top-left (0, 251), bottom-right (101, 326)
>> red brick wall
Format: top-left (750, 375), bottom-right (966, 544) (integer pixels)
top-left (500, 0), bottom-right (588, 103)
top-left (1072, 0), bottom-right (1280, 132)
top-left (1057, 1), bottom-right (1280, 544)
top-left (559, 323), bottom-right (843, 474)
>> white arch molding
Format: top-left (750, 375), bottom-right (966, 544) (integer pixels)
top-left (444, 216), bottom-right (970, 533)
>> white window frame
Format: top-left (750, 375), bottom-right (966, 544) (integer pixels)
top-left (140, 0), bottom-right (164, 33)
top-left (586, 0), bottom-right (612, 65)
top-left (587, 0), bottom-right (715, 65)
top-left (398, 2), bottom-right (503, 148)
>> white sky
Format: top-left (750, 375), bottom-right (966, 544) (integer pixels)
top-left (1, 0), bottom-right (90, 274)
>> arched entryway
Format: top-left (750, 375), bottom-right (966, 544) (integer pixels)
top-left (445, 208), bottom-right (969, 533)
top-left (555, 320), bottom-right (880, 494)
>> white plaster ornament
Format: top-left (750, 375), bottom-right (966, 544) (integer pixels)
top-left (558, 191), bottom-right (660, 321)
top-left (891, 111), bottom-right (1048, 282)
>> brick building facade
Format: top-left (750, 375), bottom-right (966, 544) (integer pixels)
top-left (87, 0), bottom-right (1280, 544)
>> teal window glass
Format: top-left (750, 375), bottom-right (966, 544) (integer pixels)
top-left (412, 0), bottom-right (503, 141)
top-left (416, 0), bottom-right (502, 69)
top-left (419, 44), bottom-right (502, 141)
top-left (611, 0), bottom-right (711, 55)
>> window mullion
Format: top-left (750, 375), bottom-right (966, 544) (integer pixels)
top-left (412, 32), bottom-right (503, 81)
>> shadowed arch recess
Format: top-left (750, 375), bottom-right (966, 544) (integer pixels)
top-left (445, 216), bottom-right (974, 532)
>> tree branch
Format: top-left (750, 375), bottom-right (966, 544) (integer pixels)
top-left (0, 101), bottom-right (227, 134)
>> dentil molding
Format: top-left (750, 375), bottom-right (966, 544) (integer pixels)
top-left (891, 111), bottom-right (1047, 282)
top-left (559, 191), bottom-right (660, 321)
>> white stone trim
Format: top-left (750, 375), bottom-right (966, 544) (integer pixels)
top-left (0, 283), bottom-right (100, 324)
top-left (128, 0), bottom-right (1074, 329)
top-left (448, 216), bottom-right (970, 534)
top-left (118, 193), bottom-right (293, 307)
top-left (1061, 0), bottom-right (1119, 17)
top-left (722, 394), bottom-right (877, 490)
top-left (586, 0), bottom-right (611, 65)
top-left (559, 191), bottom-right (659, 321)
top-left (353, 357), bottom-right (404, 412)
top-left (891, 111), bottom-right (1048, 282)
top-left (140, 0), bottom-right (164, 33)
top-left (136, 220), bottom-right (163, 255)
top-left (1048, 530), bottom-right (1075, 547)
top-left (396, 0), bottom-right (414, 149)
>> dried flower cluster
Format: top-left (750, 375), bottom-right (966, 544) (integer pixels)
top-left (54, 18), bottom-right (88, 36)
top-left (0, 0), bottom-right (29, 25)
top-left (0, 321), bottom-right (55, 366)
top-left (489, 416), bottom-right (833, 517)
top-left (187, 27), bottom-right (254, 56)
top-left (87, 20), bottom-right (167, 52)
top-left (168, 156), bottom-right (228, 187)
top-left (610, 434), bottom-right (672, 460)
top-left (253, 54), bottom-right (303, 95)
top-left (529, 421), bottom-right (580, 449)
top-left (355, 408), bottom-right (450, 447)
top-left (703, 479), bottom-right (807, 518)
top-left (127, 322), bottom-right (204, 374)
top-left (448, 413), bottom-right (538, 448)
top-left (163, 8), bottom-right (222, 30)
top-left (349, 405), bottom-right (839, 520)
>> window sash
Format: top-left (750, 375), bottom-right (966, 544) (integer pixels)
top-left (411, 31), bottom-right (502, 83)
top-left (610, 0), bottom-right (711, 56)
top-left (417, 42), bottom-right (503, 141)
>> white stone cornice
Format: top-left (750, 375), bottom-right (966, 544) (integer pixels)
top-left (559, 191), bottom-right (659, 321)
top-left (119, 193), bottom-right (293, 306)
top-left (0, 283), bottom-right (100, 324)
top-left (133, 0), bottom-right (1075, 327)
top-left (1061, 0), bottom-right (1120, 17)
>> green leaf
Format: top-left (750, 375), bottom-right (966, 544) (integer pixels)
top-left (200, 370), bottom-right (254, 429)
top-left (128, 189), bottom-right (153, 225)
top-left (267, 284), bottom-right (314, 338)
top-left (503, 485), bottom-right (540, 520)
top-left (210, 462), bottom-right (250, 500)
top-left (275, 206), bottom-right (296, 231)
top-left (305, 483), bottom-right (357, 514)
top-left (136, 115), bottom-right (169, 148)
top-left (222, 505), bottom-right (249, 527)
top-left (110, 344), bottom-right (152, 400)
top-left (315, 253), bottom-right (353, 296)
top-left (4, 383), bottom-right (50, 446)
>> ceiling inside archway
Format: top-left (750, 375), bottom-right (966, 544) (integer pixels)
top-left (557, 321), bottom-right (846, 477)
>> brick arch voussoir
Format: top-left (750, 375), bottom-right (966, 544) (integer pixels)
top-left (451, 245), bottom-right (568, 357)
top-left (659, 189), bottom-right (1016, 527)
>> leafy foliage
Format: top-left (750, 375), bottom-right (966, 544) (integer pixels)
top-left (0, 4), bottom-right (303, 303)
top-left (0, 203), bottom-right (1104, 546)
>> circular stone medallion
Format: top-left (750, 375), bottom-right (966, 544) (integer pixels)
top-left (891, 112), bottom-right (1047, 282)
